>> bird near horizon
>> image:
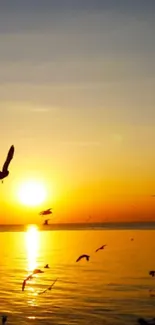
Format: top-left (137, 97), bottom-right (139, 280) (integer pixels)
top-left (43, 219), bottom-right (50, 225)
top-left (149, 271), bottom-right (155, 277)
top-left (76, 254), bottom-right (90, 262)
top-left (0, 145), bottom-right (14, 182)
top-left (95, 245), bottom-right (107, 253)
top-left (40, 208), bottom-right (52, 216)
top-left (22, 269), bottom-right (44, 291)
top-left (38, 278), bottom-right (58, 295)
top-left (44, 264), bottom-right (50, 269)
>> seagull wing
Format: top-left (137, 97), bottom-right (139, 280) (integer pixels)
top-left (76, 255), bottom-right (82, 262)
top-left (2, 145), bottom-right (14, 172)
top-left (38, 278), bottom-right (57, 295)
top-left (49, 278), bottom-right (58, 290)
top-left (22, 279), bottom-right (26, 291)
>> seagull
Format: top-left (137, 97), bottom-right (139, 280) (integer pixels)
top-left (22, 269), bottom-right (44, 291)
top-left (95, 245), bottom-right (106, 253)
top-left (149, 271), bottom-right (155, 277)
top-left (1, 316), bottom-right (7, 325)
top-left (22, 274), bottom-right (33, 291)
top-left (0, 145), bottom-right (14, 182)
top-left (76, 254), bottom-right (90, 262)
top-left (38, 278), bottom-right (58, 295)
top-left (40, 208), bottom-right (52, 216)
top-left (44, 264), bottom-right (50, 269)
top-left (43, 219), bottom-right (50, 225)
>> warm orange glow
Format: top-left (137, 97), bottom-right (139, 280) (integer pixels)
top-left (17, 180), bottom-right (47, 207)
top-left (25, 225), bottom-right (39, 271)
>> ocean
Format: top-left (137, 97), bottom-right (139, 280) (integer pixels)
top-left (0, 223), bottom-right (155, 325)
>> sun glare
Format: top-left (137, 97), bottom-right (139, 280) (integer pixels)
top-left (25, 225), bottom-right (39, 271)
top-left (18, 180), bottom-right (46, 206)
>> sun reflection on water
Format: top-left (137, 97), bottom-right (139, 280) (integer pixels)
top-left (25, 225), bottom-right (39, 271)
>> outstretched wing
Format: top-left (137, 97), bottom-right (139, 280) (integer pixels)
top-left (2, 145), bottom-right (14, 172)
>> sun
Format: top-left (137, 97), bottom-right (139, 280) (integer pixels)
top-left (18, 180), bottom-right (47, 206)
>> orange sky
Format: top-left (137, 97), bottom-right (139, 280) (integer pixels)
top-left (0, 1), bottom-right (155, 224)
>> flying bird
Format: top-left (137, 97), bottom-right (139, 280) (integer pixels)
top-left (22, 269), bottom-right (44, 291)
top-left (1, 316), bottom-right (7, 325)
top-left (43, 219), bottom-right (50, 225)
top-left (76, 254), bottom-right (90, 262)
top-left (44, 264), bottom-right (50, 269)
top-left (40, 208), bottom-right (52, 216)
top-left (0, 145), bottom-right (14, 182)
top-left (95, 245), bottom-right (106, 253)
top-left (38, 278), bottom-right (58, 295)
top-left (149, 271), bottom-right (155, 277)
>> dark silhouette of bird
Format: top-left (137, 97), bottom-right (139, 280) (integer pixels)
top-left (149, 271), bottom-right (155, 277)
top-left (22, 274), bottom-right (33, 291)
top-left (131, 238), bottom-right (134, 241)
top-left (95, 245), bottom-right (106, 253)
top-left (44, 264), bottom-right (50, 269)
top-left (38, 278), bottom-right (58, 295)
top-left (43, 219), bottom-right (50, 225)
top-left (76, 254), bottom-right (90, 262)
top-left (22, 269), bottom-right (44, 291)
top-left (0, 145), bottom-right (14, 182)
top-left (1, 316), bottom-right (7, 325)
top-left (40, 208), bottom-right (52, 216)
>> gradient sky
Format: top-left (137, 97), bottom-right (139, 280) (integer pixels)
top-left (0, 0), bottom-right (155, 224)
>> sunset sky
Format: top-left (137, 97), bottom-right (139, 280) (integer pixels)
top-left (0, 0), bottom-right (155, 224)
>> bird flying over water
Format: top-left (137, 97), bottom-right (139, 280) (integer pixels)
top-left (38, 278), bottom-right (58, 295)
top-left (76, 254), bottom-right (90, 262)
top-left (40, 208), bottom-right (52, 216)
top-left (149, 271), bottom-right (155, 277)
top-left (0, 145), bottom-right (14, 181)
top-left (43, 219), bottom-right (50, 225)
top-left (44, 264), bottom-right (50, 269)
top-left (22, 269), bottom-right (44, 291)
top-left (95, 245), bottom-right (106, 253)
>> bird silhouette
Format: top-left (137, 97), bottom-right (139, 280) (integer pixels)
top-left (22, 269), bottom-right (44, 291)
top-left (40, 208), bottom-right (52, 216)
top-left (1, 316), bottom-right (7, 325)
top-left (76, 254), bottom-right (90, 262)
top-left (43, 219), bottom-right (50, 225)
top-left (95, 245), bottom-right (106, 253)
top-left (44, 264), bottom-right (50, 269)
top-left (38, 278), bottom-right (58, 295)
top-left (0, 145), bottom-right (14, 182)
top-left (149, 270), bottom-right (155, 277)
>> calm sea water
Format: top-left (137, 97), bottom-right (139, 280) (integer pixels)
top-left (0, 224), bottom-right (155, 325)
